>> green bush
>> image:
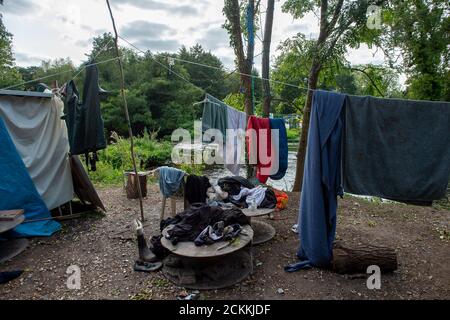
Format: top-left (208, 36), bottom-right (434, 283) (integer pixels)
top-left (87, 131), bottom-right (174, 186)
top-left (287, 128), bottom-right (300, 141)
top-left (100, 131), bottom-right (172, 171)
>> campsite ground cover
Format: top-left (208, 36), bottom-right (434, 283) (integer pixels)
top-left (0, 185), bottom-right (449, 300)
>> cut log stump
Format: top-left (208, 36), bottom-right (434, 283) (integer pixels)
top-left (332, 241), bottom-right (398, 274)
top-left (125, 172), bottom-right (147, 199)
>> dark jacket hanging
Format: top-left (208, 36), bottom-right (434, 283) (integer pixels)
top-left (63, 62), bottom-right (107, 157)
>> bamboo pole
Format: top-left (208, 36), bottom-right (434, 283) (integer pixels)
top-left (105, 0), bottom-right (145, 222)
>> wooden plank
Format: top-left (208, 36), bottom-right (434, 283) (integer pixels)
top-left (0, 214), bottom-right (25, 234)
top-left (0, 209), bottom-right (24, 221)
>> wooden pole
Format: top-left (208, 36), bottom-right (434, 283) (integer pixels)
top-left (105, 0), bottom-right (145, 222)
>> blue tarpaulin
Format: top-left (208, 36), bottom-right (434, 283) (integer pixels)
top-left (0, 116), bottom-right (61, 237)
top-left (285, 90), bottom-right (345, 271)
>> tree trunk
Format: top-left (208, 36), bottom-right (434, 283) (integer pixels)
top-left (224, 0), bottom-right (256, 178)
top-left (332, 241), bottom-right (398, 274)
top-left (292, 63), bottom-right (320, 192)
top-left (261, 0), bottom-right (275, 117)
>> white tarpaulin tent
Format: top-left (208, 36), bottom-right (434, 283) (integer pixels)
top-left (0, 91), bottom-right (74, 210)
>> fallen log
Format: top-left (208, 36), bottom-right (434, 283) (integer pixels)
top-left (332, 241), bottom-right (398, 274)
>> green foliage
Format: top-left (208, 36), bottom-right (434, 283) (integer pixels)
top-left (382, 0), bottom-right (449, 101)
top-left (223, 92), bottom-right (246, 112)
top-left (100, 131), bottom-right (172, 170)
top-left (87, 132), bottom-right (173, 186)
top-left (271, 33), bottom-right (402, 116)
top-left (178, 44), bottom-right (233, 99)
top-left (287, 128), bottom-right (300, 141)
top-left (85, 161), bottom-right (124, 187)
top-left (20, 58), bottom-right (76, 90)
top-left (0, 14), bottom-right (22, 88)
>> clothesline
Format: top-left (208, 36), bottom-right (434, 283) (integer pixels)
top-left (118, 35), bottom-right (313, 93)
top-left (194, 95), bottom-right (245, 117)
top-left (0, 57), bottom-right (120, 91)
top-left (1, 34), bottom-right (314, 95)
top-left (1, 37), bottom-right (115, 92)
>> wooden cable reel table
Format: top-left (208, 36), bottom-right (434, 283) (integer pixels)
top-left (161, 224), bottom-right (254, 290)
top-left (0, 210), bottom-right (29, 264)
top-left (242, 208), bottom-right (276, 245)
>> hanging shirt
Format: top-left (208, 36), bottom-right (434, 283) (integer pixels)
top-left (158, 166), bottom-right (186, 198)
top-left (285, 90), bottom-right (345, 272)
top-left (184, 175), bottom-right (211, 204)
top-left (344, 95), bottom-right (450, 203)
top-left (63, 62), bottom-right (107, 159)
top-left (247, 115), bottom-right (272, 183)
top-left (202, 94), bottom-right (228, 140)
top-left (269, 118), bottom-right (288, 180)
top-left (225, 106), bottom-right (247, 175)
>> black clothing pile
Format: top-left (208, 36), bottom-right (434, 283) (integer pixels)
top-left (161, 203), bottom-right (250, 245)
top-left (184, 175), bottom-right (211, 204)
top-left (218, 176), bottom-right (277, 209)
top-left (218, 176), bottom-right (254, 196)
top-left (194, 222), bottom-right (243, 246)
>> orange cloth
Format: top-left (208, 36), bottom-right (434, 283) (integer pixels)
top-left (273, 189), bottom-right (288, 210)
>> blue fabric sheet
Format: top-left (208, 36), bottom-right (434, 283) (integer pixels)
top-left (0, 117), bottom-right (61, 237)
top-left (285, 90), bottom-right (345, 272)
top-left (269, 118), bottom-right (288, 180)
top-left (158, 166), bottom-right (186, 198)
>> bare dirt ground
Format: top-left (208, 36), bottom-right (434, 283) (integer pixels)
top-left (1, 184), bottom-right (449, 300)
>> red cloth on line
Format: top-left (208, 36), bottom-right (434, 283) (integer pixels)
top-left (246, 115), bottom-right (271, 183)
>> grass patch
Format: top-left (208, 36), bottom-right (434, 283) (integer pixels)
top-left (287, 128), bottom-right (300, 142)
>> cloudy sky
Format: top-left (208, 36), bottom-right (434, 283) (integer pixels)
top-left (1, 0), bottom-right (385, 73)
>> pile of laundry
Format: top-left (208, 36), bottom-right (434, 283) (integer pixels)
top-left (133, 204), bottom-right (250, 272)
top-left (161, 203), bottom-right (250, 246)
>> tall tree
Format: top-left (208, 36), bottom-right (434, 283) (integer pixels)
top-left (283, 0), bottom-right (385, 191)
top-left (0, 12), bottom-right (22, 88)
top-left (261, 0), bottom-right (275, 117)
top-left (382, 0), bottom-right (449, 101)
top-left (178, 44), bottom-right (229, 99)
top-left (224, 0), bottom-right (256, 115)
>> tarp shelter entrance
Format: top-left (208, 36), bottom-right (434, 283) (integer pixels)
top-left (0, 89), bottom-right (105, 237)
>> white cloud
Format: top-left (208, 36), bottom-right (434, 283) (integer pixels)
top-left (0, 0), bottom-right (41, 15)
top-left (2, 0), bottom-right (393, 82)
